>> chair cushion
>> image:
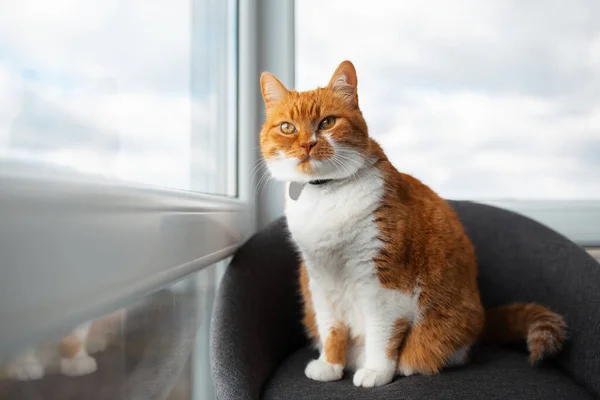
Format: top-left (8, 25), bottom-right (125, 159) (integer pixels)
top-left (262, 346), bottom-right (593, 400)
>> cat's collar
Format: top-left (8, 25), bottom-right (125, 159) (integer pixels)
top-left (308, 179), bottom-right (333, 186)
top-left (288, 180), bottom-right (333, 201)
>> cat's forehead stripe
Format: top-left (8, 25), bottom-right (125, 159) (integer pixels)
top-left (288, 93), bottom-right (321, 120)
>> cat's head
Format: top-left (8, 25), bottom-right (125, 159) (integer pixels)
top-left (259, 61), bottom-right (369, 183)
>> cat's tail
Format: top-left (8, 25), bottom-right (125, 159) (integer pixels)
top-left (483, 303), bottom-right (567, 364)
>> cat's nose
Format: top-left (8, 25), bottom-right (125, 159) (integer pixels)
top-left (300, 141), bottom-right (316, 154)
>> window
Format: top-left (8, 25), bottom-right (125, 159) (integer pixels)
top-left (296, 0), bottom-right (600, 244)
top-left (0, 0), bottom-right (252, 399)
top-left (0, 0), bottom-right (237, 195)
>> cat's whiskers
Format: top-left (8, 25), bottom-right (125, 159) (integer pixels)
top-left (267, 174), bottom-right (278, 198)
top-left (323, 154), bottom-right (351, 181)
top-left (249, 158), bottom-right (267, 185)
top-left (331, 149), bottom-right (365, 182)
top-left (254, 169), bottom-right (272, 197)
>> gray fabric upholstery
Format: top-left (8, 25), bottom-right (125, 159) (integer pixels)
top-left (450, 201), bottom-right (600, 394)
top-left (210, 218), bottom-right (306, 400)
top-left (211, 201), bottom-right (600, 400)
top-left (263, 346), bottom-right (593, 400)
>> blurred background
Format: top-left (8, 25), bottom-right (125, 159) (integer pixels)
top-left (0, 0), bottom-right (598, 399)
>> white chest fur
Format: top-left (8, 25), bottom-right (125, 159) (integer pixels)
top-left (285, 169), bottom-right (421, 360)
top-left (286, 169), bottom-right (384, 256)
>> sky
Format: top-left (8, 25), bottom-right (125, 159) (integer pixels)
top-left (296, 0), bottom-right (600, 200)
top-left (0, 0), bottom-right (236, 195)
top-left (0, 0), bottom-right (597, 200)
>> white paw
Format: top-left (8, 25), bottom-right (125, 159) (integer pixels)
top-left (353, 367), bottom-right (395, 387)
top-left (60, 355), bottom-right (97, 377)
top-left (6, 359), bottom-right (45, 380)
top-left (304, 359), bottom-right (343, 382)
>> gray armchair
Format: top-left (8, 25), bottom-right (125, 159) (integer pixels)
top-left (211, 201), bottom-right (600, 399)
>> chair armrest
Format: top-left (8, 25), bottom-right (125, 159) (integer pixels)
top-left (450, 201), bottom-right (600, 397)
top-left (211, 218), bottom-right (305, 400)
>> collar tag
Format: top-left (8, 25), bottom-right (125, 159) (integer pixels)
top-left (288, 181), bottom-right (304, 201)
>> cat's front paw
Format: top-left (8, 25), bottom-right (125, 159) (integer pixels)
top-left (6, 359), bottom-right (45, 380)
top-left (60, 355), bottom-right (97, 377)
top-left (353, 367), bottom-right (395, 387)
top-left (305, 359), bottom-right (343, 382)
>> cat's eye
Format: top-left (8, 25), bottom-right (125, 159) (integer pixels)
top-left (280, 122), bottom-right (296, 134)
top-left (319, 116), bottom-right (336, 130)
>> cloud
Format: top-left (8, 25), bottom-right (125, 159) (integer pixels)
top-left (0, 0), bottom-right (192, 93)
top-left (297, 0), bottom-right (600, 199)
top-left (0, 0), bottom-right (234, 193)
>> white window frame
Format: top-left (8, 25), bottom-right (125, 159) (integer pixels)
top-left (0, 0), bottom-right (295, 362)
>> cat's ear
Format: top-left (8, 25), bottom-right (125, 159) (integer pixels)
top-left (327, 60), bottom-right (358, 106)
top-left (260, 72), bottom-right (288, 111)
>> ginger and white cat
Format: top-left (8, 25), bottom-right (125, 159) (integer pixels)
top-left (2, 309), bottom-right (124, 380)
top-left (260, 61), bottom-right (566, 387)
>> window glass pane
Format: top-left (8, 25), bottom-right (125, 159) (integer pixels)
top-left (0, 0), bottom-right (237, 196)
top-left (0, 262), bottom-right (226, 400)
top-left (296, 0), bottom-right (599, 200)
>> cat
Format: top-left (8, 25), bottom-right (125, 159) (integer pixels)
top-left (259, 60), bottom-right (567, 387)
top-left (2, 309), bottom-right (124, 380)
